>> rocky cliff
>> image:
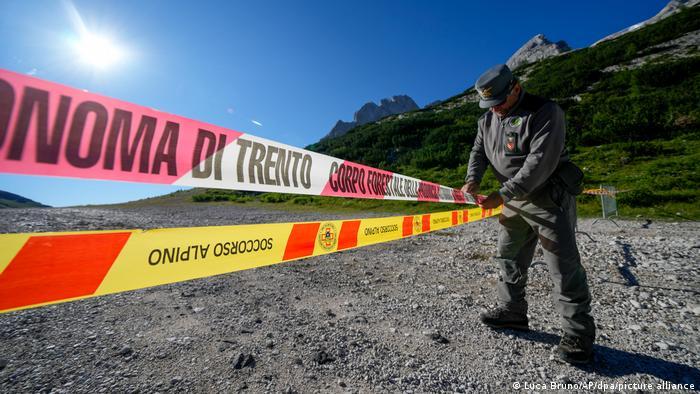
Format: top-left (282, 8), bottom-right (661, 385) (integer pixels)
top-left (506, 34), bottom-right (571, 70)
top-left (323, 95), bottom-right (419, 140)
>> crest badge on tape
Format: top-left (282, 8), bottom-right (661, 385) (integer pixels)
top-left (317, 223), bottom-right (338, 250)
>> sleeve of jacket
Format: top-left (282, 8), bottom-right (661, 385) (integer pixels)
top-left (465, 118), bottom-right (489, 184)
top-left (499, 102), bottom-right (565, 200)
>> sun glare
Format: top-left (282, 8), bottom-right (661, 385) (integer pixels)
top-left (63, 0), bottom-right (130, 71)
top-left (74, 33), bottom-right (124, 69)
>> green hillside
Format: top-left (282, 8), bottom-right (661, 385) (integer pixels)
top-left (301, 6), bottom-right (700, 220)
top-left (0, 190), bottom-right (49, 209)
top-left (191, 7), bottom-right (699, 219)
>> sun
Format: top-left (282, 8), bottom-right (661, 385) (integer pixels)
top-left (74, 32), bottom-right (125, 69)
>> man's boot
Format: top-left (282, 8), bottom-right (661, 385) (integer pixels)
top-left (557, 334), bottom-right (594, 364)
top-left (479, 306), bottom-right (529, 331)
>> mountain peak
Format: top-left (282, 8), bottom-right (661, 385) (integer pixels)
top-left (507, 34), bottom-right (571, 70)
top-left (323, 95), bottom-right (419, 140)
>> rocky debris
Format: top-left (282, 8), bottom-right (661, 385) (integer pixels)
top-left (593, 0), bottom-right (700, 46)
top-left (689, 303), bottom-right (700, 315)
top-left (232, 353), bottom-right (256, 369)
top-left (117, 345), bottom-right (134, 358)
top-left (0, 205), bottom-right (698, 392)
top-left (323, 95), bottom-right (419, 140)
top-left (312, 350), bottom-right (336, 365)
top-left (425, 330), bottom-right (450, 344)
top-left (506, 34), bottom-right (571, 70)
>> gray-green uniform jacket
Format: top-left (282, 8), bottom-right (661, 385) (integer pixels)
top-left (466, 92), bottom-right (569, 200)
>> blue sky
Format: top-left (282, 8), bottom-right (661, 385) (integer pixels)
top-left (0, 0), bottom-right (669, 207)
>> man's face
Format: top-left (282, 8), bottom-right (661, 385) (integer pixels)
top-left (490, 83), bottom-right (521, 117)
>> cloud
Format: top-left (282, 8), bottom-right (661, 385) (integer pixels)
top-left (251, 120), bottom-right (263, 127)
top-left (226, 107), bottom-right (235, 114)
top-left (27, 68), bottom-right (37, 76)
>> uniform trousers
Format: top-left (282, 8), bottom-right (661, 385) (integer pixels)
top-left (495, 183), bottom-right (595, 339)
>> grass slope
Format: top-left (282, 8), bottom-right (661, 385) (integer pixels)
top-left (0, 190), bottom-right (49, 209)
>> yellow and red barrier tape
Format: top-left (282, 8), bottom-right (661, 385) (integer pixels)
top-left (582, 188), bottom-right (629, 196)
top-left (0, 206), bottom-right (500, 314)
top-left (0, 68), bottom-right (499, 314)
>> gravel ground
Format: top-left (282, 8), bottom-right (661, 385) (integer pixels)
top-left (0, 204), bottom-right (699, 393)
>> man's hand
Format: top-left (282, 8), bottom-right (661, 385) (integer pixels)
top-left (461, 181), bottom-right (480, 196)
top-left (478, 191), bottom-right (503, 209)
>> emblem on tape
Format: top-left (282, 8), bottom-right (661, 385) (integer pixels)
top-left (413, 217), bottom-right (422, 234)
top-left (318, 223), bottom-right (338, 250)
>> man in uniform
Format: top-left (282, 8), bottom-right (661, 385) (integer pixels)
top-left (462, 64), bottom-right (595, 364)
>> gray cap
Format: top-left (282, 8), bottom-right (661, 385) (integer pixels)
top-left (475, 64), bottom-right (514, 108)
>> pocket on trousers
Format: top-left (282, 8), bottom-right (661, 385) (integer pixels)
top-left (495, 258), bottom-right (524, 284)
